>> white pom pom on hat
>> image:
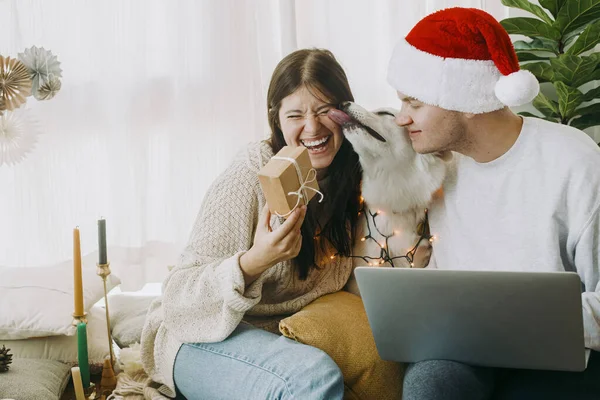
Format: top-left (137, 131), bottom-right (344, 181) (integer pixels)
top-left (495, 69), bottom-right (540, 107)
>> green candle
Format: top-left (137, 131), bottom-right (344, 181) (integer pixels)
top-left (77, 322), bottom-right (90, 388)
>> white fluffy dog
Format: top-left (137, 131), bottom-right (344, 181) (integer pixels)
top-left (329, 102), bottom-right (449, 296)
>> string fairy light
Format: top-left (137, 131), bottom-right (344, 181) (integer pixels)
top-left (330, 206), bottom-right (433, 268)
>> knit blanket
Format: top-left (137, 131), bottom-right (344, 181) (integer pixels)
top-left (106, 344), bottom-right (167, 400)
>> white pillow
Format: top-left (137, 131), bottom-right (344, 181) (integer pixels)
top-left (109, 293), bottom-right (158, 348)
top-left (0, 260), bottom-right (120, 339)
top-left (1, 305), bottom-right (115, 371)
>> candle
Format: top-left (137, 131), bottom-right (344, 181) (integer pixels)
top-left (71, 367), bottom-right (86, 400)
top-left (73, 227), bottom-right (84, 317)
top-left (77, 322), bottom-right (91, 388)
top-left (98, 218), bottom-right (107, 265)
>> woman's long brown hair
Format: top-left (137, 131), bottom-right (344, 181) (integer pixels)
top-left (267, 49), bottom-right (362, 280)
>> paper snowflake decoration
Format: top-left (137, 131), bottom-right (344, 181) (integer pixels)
top-left (0, 56), bottom-right (32, 111)
top-left (17, 46), bottom-right (62, 100)
top-left (36, 76), bottom-right (62, 100)
top-left (0, 108), bottom-right (41, 166)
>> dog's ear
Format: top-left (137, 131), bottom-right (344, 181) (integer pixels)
top-left (434, 151), bottom-right (453, 162)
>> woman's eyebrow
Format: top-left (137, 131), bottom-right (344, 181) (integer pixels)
top-left (316, 104), bottom-right (333, 112)
top-left (284, 104), bottom-right (332, 115)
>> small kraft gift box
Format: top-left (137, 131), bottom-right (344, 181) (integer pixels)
top-left (258, 146), bottom-right (324, 218)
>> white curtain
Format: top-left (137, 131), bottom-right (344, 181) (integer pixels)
top-left (0, 0), bottom-right (510, 290)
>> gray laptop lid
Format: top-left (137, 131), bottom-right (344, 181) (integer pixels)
top-left (355, 267), bottom-right (586, 372)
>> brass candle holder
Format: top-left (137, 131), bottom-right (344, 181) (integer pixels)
top-left (72, 312), bottom-right (88, 326)
top-left (83, 382), bottom-right (97, 400)
top-left (97, 262), bottom-right (117, 394)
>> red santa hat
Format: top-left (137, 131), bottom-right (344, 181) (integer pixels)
top-left (387, 7), bottom-right (539, 114)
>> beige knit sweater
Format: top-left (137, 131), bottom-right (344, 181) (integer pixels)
top-left (140, 141), bottom-right (354, 397)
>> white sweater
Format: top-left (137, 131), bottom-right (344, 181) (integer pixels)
top-left (140, 141), bottom-right (353, 397)
top-left (428, 117), bottom-right (600, 351)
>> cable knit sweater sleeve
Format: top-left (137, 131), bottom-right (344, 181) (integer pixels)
top-left (161, 141), bottom-right (272, 343)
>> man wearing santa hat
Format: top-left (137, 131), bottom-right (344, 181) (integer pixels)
top-left (387, 7), bottom-right (600, 400)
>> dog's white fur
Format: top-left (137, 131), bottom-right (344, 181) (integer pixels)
top-left (340, 103), bottom-right (449, 296)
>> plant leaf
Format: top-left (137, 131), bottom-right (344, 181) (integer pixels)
top-left (583, 86), bottom-right (600, 102)
top-left (501, 0), bottom-right (555, 24)
top-left (572, 54), bottom-right (600, 85)
top-left (519, 111), bottom-right (560, 122)
top-left (570, 113), bottom-right (600, 130)
top-left (566, 19), bottom-right (600, 55)
top-left (575, 102), bottom-right (600, 116)
top-left (518, 52), bottom-right (552, 62)
top-left (518, 111), bottom-right (543, 118)
top-left (501, 17), bottom-right (562, 40)
top-left (514, 38), bottom-right (559, 54)
top-left (539, 0), bottom-right (567, 18)
top-left (521, 61), bottom-right (555, 82)
top-left (563, 32), bottom-right (579, 47)
top-left (532, 91), bottom-right (560, 117)
top-left (554, 0), bottom-right (600, 36)
top-left (554, 81), bottom-right (584, 118)
top-left (549, 54), bottom-right (600, 87)
top-left (587, 68), bottom-right (600, 83)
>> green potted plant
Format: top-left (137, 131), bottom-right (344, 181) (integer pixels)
top-left (499, 0), bottom-right (600, 139)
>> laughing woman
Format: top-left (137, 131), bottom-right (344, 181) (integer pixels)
top-left (140, 49), bottom-right (362, 399)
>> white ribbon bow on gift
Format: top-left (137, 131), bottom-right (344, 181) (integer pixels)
top-left (271, 155), bottom-right (325, 218)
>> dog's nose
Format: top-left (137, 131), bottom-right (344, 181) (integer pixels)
top-left (338, 101), bottom-right (352, 112)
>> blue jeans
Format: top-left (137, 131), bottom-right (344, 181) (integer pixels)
top-left (173, 322), bottom-right (344, 400)
top-left (402, 351), bottom-right (600, 400)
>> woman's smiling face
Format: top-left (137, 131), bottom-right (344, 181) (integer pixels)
top-left (278, 86), bottom-right (344, 170)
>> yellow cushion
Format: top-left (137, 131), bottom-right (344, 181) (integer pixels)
top-left (279, 291), bottom-right (403, 400)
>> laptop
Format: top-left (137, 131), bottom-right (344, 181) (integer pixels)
top-left (354, 267), bottom-right (589, 372)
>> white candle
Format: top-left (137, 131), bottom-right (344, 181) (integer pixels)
top-left (71, 367), bottom-right (86, 400)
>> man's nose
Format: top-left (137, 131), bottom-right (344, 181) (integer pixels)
top-left (395, 114), bottom-right (412, 127)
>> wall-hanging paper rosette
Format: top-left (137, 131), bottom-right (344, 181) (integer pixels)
top-left (0, 108), bottom-right (41, 166)
top-left (17, 46), bottom-right (62, 100)
top-left (0, 56), bottom-right (33, 111)
top-left (0, 47), bottom-right (61, 166)
top-left (36, 76), bottom-right (62, 100)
